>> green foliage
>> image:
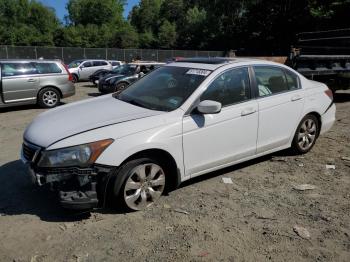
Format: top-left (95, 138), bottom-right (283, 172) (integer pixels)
top-left (158, 20), bottom-right (177, 48)
top-left (0, 0), bottom-right (349, 53)
top-left (66, 0), bottom-right (124, 26)
top-left (0, 0), bottom-right (59, 45)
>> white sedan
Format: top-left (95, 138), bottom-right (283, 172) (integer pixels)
top-left (22, 58), bottom-right (336, 211)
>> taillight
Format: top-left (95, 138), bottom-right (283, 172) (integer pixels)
top-left (62, 63), bottom-right (73, 82)
top-left (324, 88), bottom-right (333, 100)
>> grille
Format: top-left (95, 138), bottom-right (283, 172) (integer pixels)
top-left (22, 142), bottom-right (40, 162)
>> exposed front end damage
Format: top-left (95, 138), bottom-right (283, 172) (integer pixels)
top-left (21, 141), bottom-right (116, 210)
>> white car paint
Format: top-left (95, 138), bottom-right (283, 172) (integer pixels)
top-left (24, 58), bottom-right (336, 184)
top-left (68, 60), bottom-right (112, 81)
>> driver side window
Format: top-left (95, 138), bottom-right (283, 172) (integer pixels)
top-left (201, 67), bottom-right (251, 107)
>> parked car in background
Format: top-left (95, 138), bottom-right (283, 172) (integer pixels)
top-left (0, 59), bottom-right (75, 108)
top-left (89, 63), bottom-right (125, 85)
top-left (22, 58), bottom-right (335, 211)
top-left (68, 59), bottom-right (112, 83)
top-left (98, 61), bottom-right (164, 94)
top-left (108, 60), bottom-right (124, 69)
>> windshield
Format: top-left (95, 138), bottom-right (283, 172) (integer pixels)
top-left (115, 66), bottom-right (211, 112)
top-left (112, 64), bottom-right (138, 75)
top-left (68, 60), bottom-right (84, 68)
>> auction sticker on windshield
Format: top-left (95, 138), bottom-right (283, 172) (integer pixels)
top-left (186, 69), bottom-right (211, 76)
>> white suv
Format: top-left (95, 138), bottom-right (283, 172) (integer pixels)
top-left (68, 59), bottom-right (112, 82)
top-left (22, 58), bottom-right (336, 211)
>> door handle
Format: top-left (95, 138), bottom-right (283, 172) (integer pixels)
top-left (27, 79), bottom-right (36, 82)
top-left (241, 108), bottom-right (256, 116)
top-left (291, 95), bottom-right (302, 101)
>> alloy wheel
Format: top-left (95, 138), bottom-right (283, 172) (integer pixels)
top-left (123, 163), bottom-right (165, 210)
top-left (42, 90), bottom-right (58, 107)
top-left (297, 118), bottom-right (317, 151)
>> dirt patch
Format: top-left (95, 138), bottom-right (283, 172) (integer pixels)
top-left (0, 84), bottom-right (349, 261)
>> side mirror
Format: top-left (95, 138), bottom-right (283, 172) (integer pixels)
top-left (196, 100), bottom-right (222, 114)
top-left (138, 72), bottom-right (145, 78)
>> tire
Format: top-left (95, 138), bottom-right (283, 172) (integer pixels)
top-left (72, 74), bottom-right (78, 83)
top-left (112, 158), bottom-right (166, 211)
top-left (38, 87), bottom-right (61, 108)
top-left (114, 82), bottom-right (128, 94)
top-left (291, 114), bottom-right (319, 154)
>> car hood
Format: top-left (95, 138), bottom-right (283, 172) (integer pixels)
top-left (24, 95), bottom-right (164, 148)
top-left (102, 74), bottom-right (127, 82)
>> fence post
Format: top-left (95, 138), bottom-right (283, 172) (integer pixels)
top-left (61, 47), bottom-right (64, 62)
top-left (156, 50), bottom-right (159, 61)
top-left (140, 49), bottom-right (143, 60)
top-left (5, 45), bottom-right (8, 59)
top-left (123, 49), bottom-right (126, 62)
top-left (34, 47), bottom-right (37, 59)
top-left (83, 48), bottom-right (86, 59)
top-left (105, 48), bottom-right (108, 60)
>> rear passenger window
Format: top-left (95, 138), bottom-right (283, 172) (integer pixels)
top-left (285, 70), bottom-right (299, 90)
top-left (201, 67), bottom-right (251, 107)
top-left (254, 66), bottom-right (289, 97)
top-left (1, 63), bottom-right (37, 77)
top-left (100, 61), bottom-right (108, 66)
top-left (35, 63), bottom-right (62, 74)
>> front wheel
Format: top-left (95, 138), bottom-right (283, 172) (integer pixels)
top-left (114, 82), bottom-right (128, 94)
top-left (292, 114), bottom-right (319, 154)
top-left (113, 158), bottom-right (166, 211)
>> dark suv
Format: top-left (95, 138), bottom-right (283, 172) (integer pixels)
top-left (98, 62), bottom-right (164, 94)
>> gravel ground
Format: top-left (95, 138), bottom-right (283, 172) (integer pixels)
top-left (0, 83), bottom-right (349, 262)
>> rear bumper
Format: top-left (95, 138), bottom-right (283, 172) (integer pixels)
top-left (60, 82), bottom-right (76, 98)
top-left (320, 103), bottom-right (336, 135)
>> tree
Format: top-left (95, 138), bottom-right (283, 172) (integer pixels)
top-left (158, 20), bottom-right (177, 48)
top-left (66, 0), bottom-right (124, 26)
top-left (0, 0), bottom-right (59, 46)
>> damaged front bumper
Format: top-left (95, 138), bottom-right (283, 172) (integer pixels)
top-left (21, 150), bottom-right (115, 210)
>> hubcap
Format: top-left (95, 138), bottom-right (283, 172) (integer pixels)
top-left (123, 163), bottom-right (165, 210)
top-left (297, 118), bottom-right (317, 150)
top-left (43, 91), bottom-right (58, 106)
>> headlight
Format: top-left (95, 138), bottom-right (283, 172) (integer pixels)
top-left (38, 139), bottom-right (114, 168)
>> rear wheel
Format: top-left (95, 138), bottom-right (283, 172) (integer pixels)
top-left (113, 158), bottom-right (166, 211)
top-left (72, 74), bottom-right (78, 83)
top-left (292, 114), bottom-right (319, 154)
top-left (38, 87), bottom-right (60, 108)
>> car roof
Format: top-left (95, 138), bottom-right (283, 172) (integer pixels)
top-left (167, 57), bottom-right (283, 70)
top-left (0, 59), bottom-right (62, 63)
top-left (129, 61), bottom-right (165, 66)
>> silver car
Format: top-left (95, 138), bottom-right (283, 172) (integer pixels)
top-left (0, 60), bottom-right (75, 108)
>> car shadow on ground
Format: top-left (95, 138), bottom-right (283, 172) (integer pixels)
top-left (334, 92), bottom-right (350, 103)
top-left (88, 93), bottom-right (102, 97)
top-left (0, 160), bottom-right (93, 222)
top-left (0, 150), bottom-right (291, 222)
top-left (0, 102), bottom-right (67, 113)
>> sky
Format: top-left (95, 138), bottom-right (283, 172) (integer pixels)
top-left (39, 0), bottom-right (140, 21)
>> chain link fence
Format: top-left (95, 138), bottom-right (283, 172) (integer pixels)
top-left (0, 46), bottom-right (224, 64)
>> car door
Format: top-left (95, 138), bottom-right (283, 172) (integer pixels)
top-left (253, 66), bottom-right (305, 153)
top-left (182, 67), bottom-right (258, 177)
top-left (79, 61), bottom-right (94, 80)
top-left (1, 62), bottom-right (39, 103)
